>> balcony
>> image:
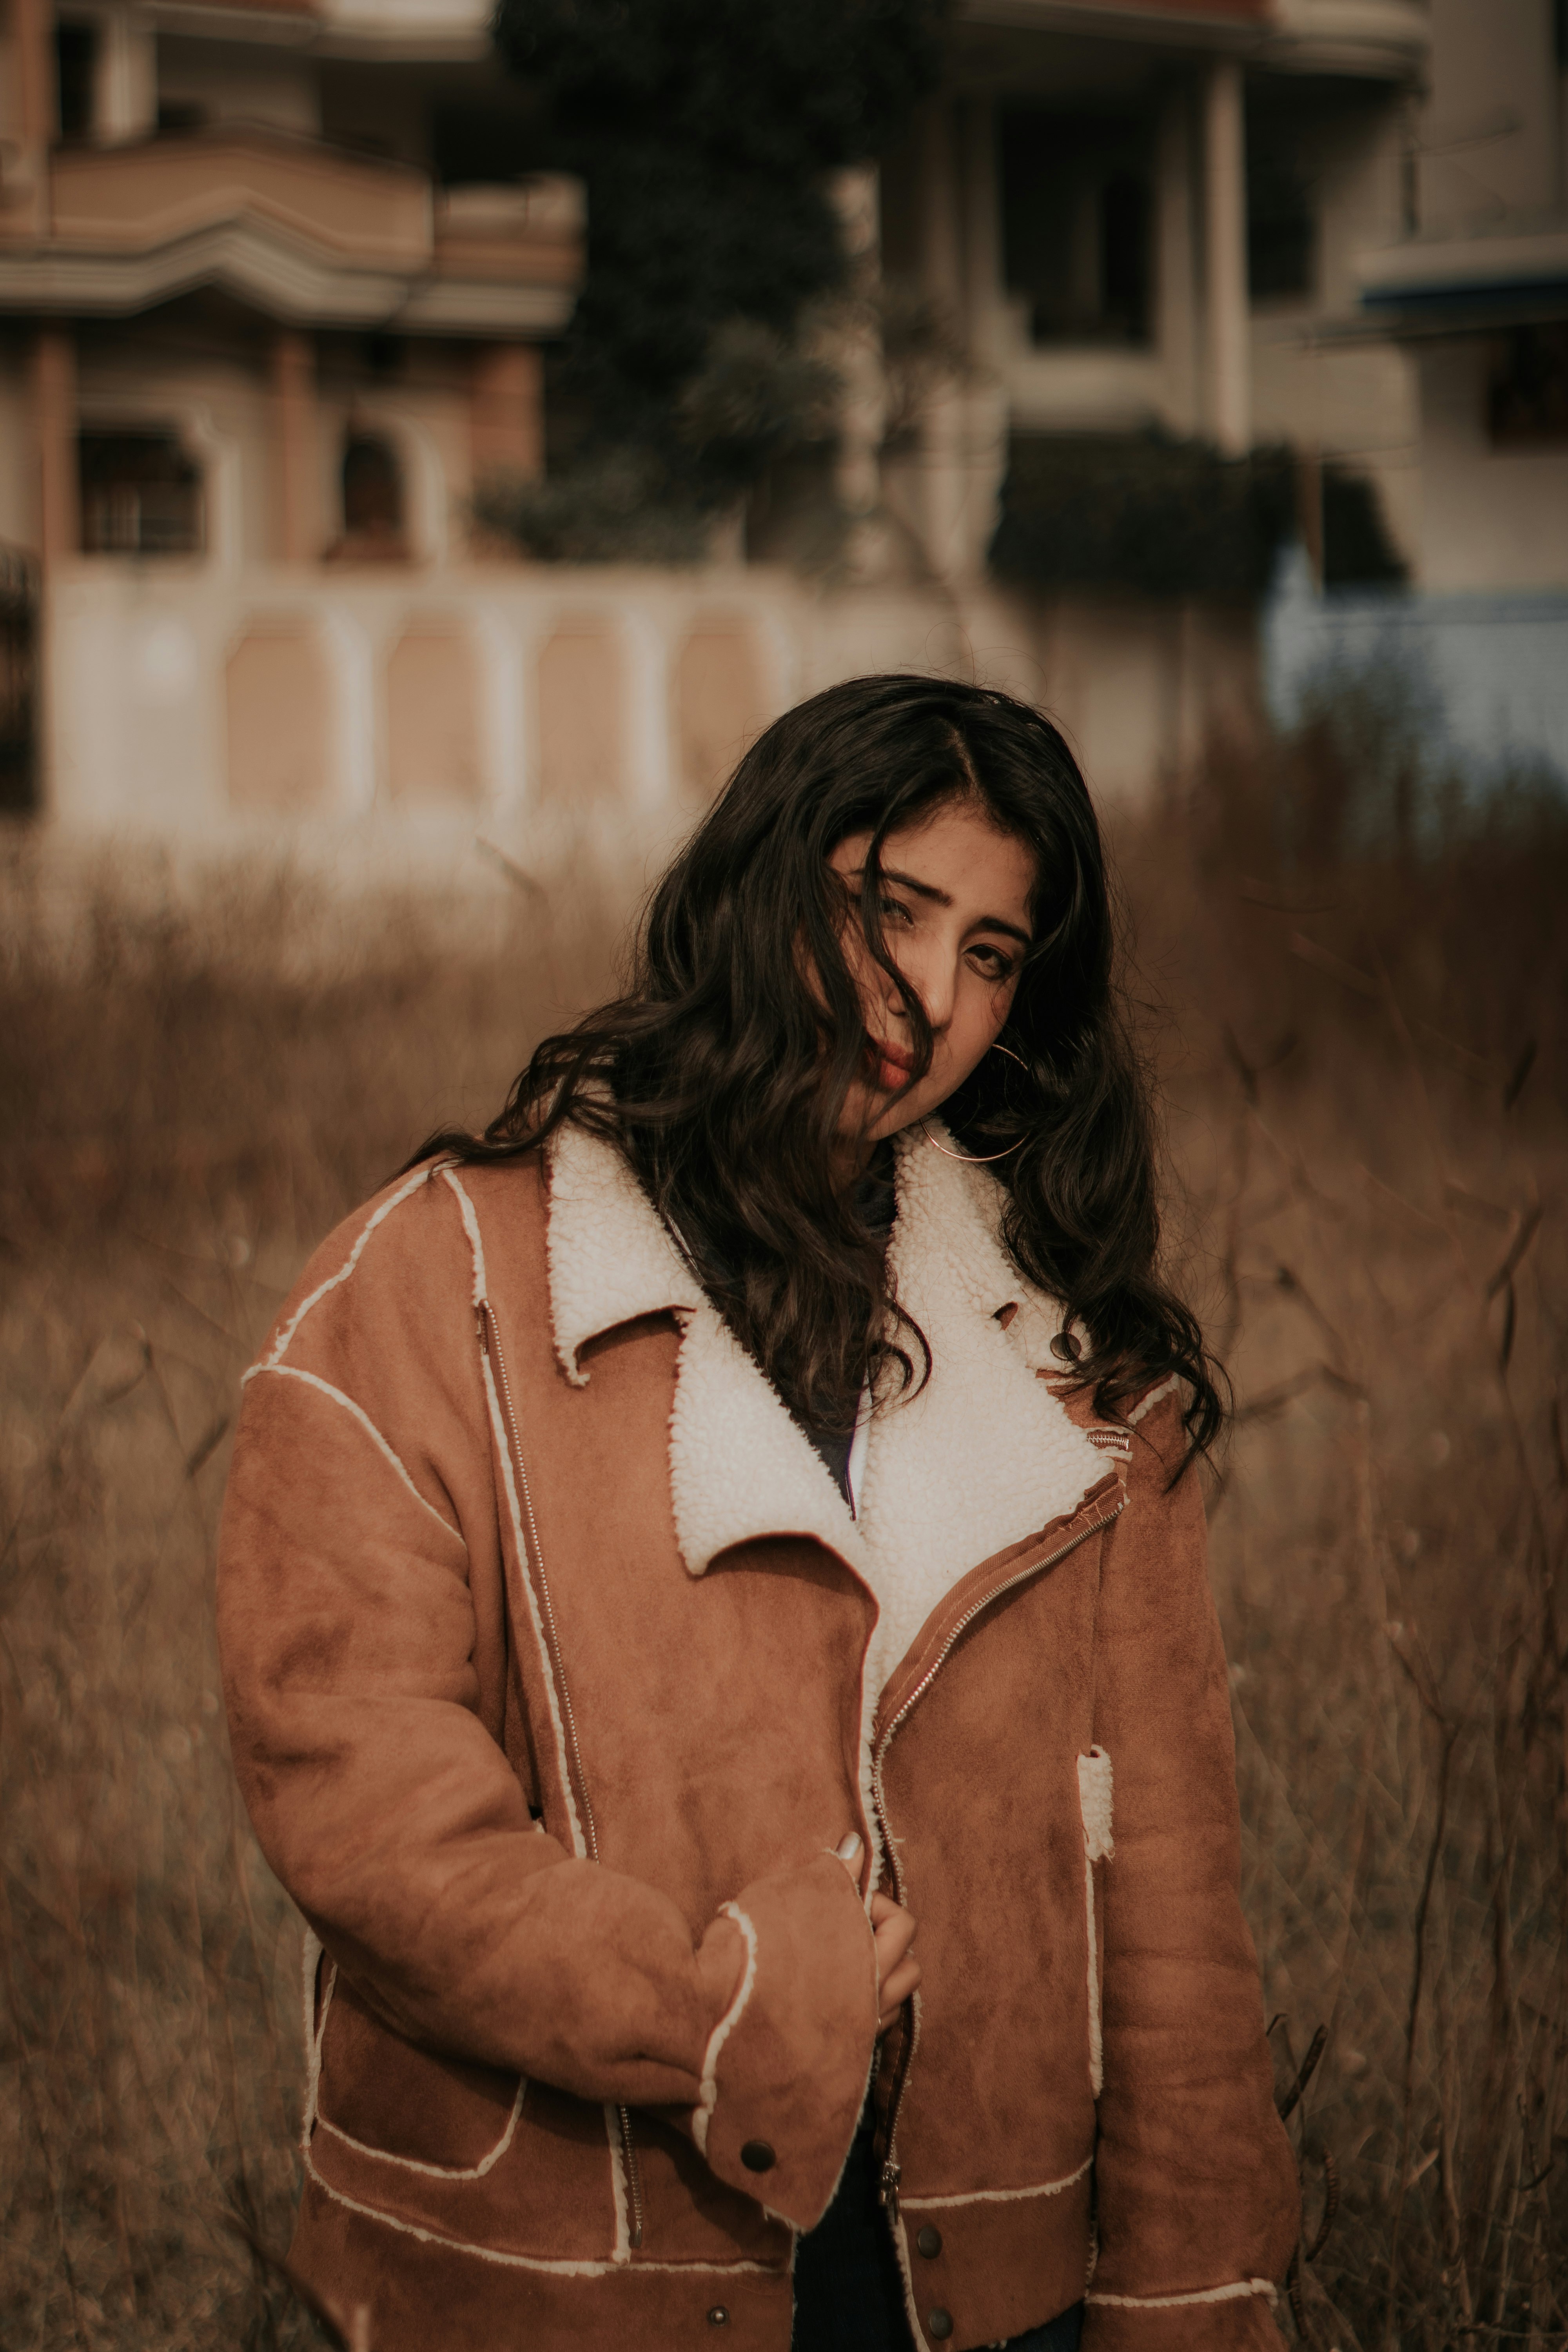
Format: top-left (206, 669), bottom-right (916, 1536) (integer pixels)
top-left (1263, 0), bottom-right (1428, 76)
top-left (960, 0), bottom-right (1426, 76)
top-left (145, 0), bottom-right (496, 64)
top-left (0, 129), bottom-right (582, 335)
top-left (1357, 217), bottom-right (1568, 330)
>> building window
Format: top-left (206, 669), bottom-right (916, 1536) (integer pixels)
top-left (0, 543), bottom-right (37, 814)
top-left (78, 430), bottom-right (204, 557)
top-left (54, 21), bottom-right (97, 144)
top-left (1246, 116), bottom-right (1316, 301)
top-left (1000, 109), bottom-right (1154, 347)
top-left (338, 430), bottom-right (405, 557)
top-left (1489, 326), bottom-right (1568, 447)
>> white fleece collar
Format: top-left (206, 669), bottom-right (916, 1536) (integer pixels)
top-left (545, 1115), bottom-right (704, 1381)
top-left (544, 1120), bottom-right (1105, 1637)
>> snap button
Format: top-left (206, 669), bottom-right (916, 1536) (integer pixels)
top-left (706, 2306), bottom-right (730, 2327)
top-left (915, 2223), bottom-right (943, 2259)
top-left (740, 2138), bottom-right (776, 2173)
top-left (927, 2312), bottom-right (953, 2341)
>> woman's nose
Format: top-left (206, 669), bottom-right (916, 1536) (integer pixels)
top-left (904, 943), bottom-right (955, 1033)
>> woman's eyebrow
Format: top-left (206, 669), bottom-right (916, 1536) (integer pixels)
top-left (878, 867), bottom-right (1031, 948)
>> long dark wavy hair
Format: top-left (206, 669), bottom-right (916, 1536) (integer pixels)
top-left (414, 674), bottom-right (1223, 1459)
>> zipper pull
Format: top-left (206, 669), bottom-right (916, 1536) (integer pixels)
top-left (879, 2157), bottom-right (901, 2214)
top-left (475, 1304), bottom-right (489, 1350)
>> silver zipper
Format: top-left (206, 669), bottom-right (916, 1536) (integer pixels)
top-left (869, 1490), bottom-right (1125, 2220)
top-left (479, 1300), bottom-right (645, 2253)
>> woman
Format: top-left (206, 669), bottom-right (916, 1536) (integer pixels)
top-left (218, 676), bottom-right (1298, 2352)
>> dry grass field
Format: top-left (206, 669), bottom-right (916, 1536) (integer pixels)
top-left (0, 740), bottom-right (1563, 2351)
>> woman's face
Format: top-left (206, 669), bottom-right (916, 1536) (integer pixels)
top-left (828, 795), bottom-right (1037, 1156)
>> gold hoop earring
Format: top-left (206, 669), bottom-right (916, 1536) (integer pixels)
top-left (921, 1042), bottom-right (1029, 1164)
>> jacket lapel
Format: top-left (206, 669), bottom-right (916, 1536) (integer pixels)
top-left (544, 1119), bottom-right (1106, 1610)
top-left (854, 1129), bottom-right (1108, 1653)
top-left (545, 1119), bottom-right (871, 1584)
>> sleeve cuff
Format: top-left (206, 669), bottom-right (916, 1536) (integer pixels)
top-left (688, 1848), bottom-right (879, 2229)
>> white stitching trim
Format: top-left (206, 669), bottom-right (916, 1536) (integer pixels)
top-left (263, 1162), bottom-right (445, 1368)
top-left (1078, 1747), bottom-right (1113, 2100)
top-left (302, 2138), bottom-right (775, 2276)
top-left (1126, 1374), bottom-right (1180, 1428)
top-left (889, 2206), bottom-right (926, 2348)
top-left (691, 1902), bottom-right (759, 2158)
top-left (900, 2152), bottom-right (1092, 2210)
top-left (241, 1364), bottom-right (463, 1542)
top-left (605, 2103), bottom-right (632, 2264)
top-left (316, 2079), bottom-right (526, 2181)
top-left (300, 1927), bottom-right (329, 2158)
top-left (303, 1942), bottom-right (530, 2188)
top-left (1086, 2279), bottom-right (1279, 2310)
top-left (444, 1169), bottom-right (587, 1862)
top-left (1078, 1748), bottom-right (1114, 1863)
top-left (441, 1164), bottom-right (489, 1308)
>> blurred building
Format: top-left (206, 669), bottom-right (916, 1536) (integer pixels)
top-left (0, 0), bottom-right (1563, 839)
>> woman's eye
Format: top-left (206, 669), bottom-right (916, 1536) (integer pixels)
top-left (878, 897), bottom-right (913, 926)
top-left (969, 945), bottom-right (1016, 981)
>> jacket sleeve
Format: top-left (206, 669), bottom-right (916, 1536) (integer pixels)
top-left (1085, 1389), bottom-right (1299, 2350)
top-left (216, 1181), bottom-right (877, 2232)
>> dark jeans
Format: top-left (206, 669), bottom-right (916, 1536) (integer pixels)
top-left (792, 2114), bottom-right (1084, 2352)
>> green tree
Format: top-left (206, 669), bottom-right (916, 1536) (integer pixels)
top-left (488, 0), bottom-right (945, 555)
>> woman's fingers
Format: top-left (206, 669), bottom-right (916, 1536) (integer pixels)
top-left (878, 1953), bottom-right (921, 2030)
top-left (838, 1860), bottom-right (920, 2028)
top-left (869, 1889), bottom-right (919, 2031)
top-left (870, 1891), bottom-right (916, 1958)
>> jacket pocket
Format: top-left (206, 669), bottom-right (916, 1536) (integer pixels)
top-left (305, 1953), bottom-right (620, 2264)
top-left (312, 1964), bottom-right (524, 2175)
top-left (1076, 1747), bottom-right (1114, 2100)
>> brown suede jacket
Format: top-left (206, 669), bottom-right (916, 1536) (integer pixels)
top-left (218, 1120), bottom-right (1299, 2352)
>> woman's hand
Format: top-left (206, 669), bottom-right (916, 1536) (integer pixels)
top-left (836, 1834), bottom-right (920, 2033)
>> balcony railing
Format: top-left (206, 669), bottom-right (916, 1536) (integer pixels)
top-left (0, 128), bottom-right (584, 334)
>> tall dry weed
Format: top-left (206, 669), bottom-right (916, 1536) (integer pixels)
top-left (0, 748), bottom-right (1564, 2350)
top-left (1117, 735), bottom-right (1568, 2348)
top-left (0, 842), bottom-right (621, 2347)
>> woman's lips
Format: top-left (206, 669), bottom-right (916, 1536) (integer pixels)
top-left (870, 1042), bottom-right (916, 1092)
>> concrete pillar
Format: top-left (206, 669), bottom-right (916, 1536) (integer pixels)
top-left (954, 97), bottom-right (1010, 583)
top-left (622, 608), bottom-right (672, 814)
top-left (1155, 87), bottom-right (1200, 436)
top-left (96, 9), bottom-right (158, 145)
top-left (1295, 440), bottom-right (1323, 588)
top-left (272, 329), bottom-right (319, 563)
top-left (1203, 58), bottom-right (1250, 457)
top-left (959, 97), bottom-right (1002, 363)
top-left (915, 98), bottom-right (967, 584)
top-left (829, 164), bottom-right (887, 575)
top-left (470, 343), bottom-right (544, 484)
top-left (29, 327), bottom-right (76, 821)
top-left (9, 0), bottom-right (54, 233)
top-left (31, 328), bottom-right (78, 564)
top-left (473, 603), bottom-right (525, 811)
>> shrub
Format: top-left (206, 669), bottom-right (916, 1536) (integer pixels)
top-left (990, 432), bottom-right (1406, 602)
top-left (488, 0), bottom-right (945, 549)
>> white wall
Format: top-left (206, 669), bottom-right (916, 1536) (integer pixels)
top-left (41, 557), bottom-right (1263, 838)
top-left (1417, 0), bottom-right (1560, 229)
top-left (1418, 341), bottom-right (1568, 592)
top-left (1266, 546), bottom-right (1568, 785)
